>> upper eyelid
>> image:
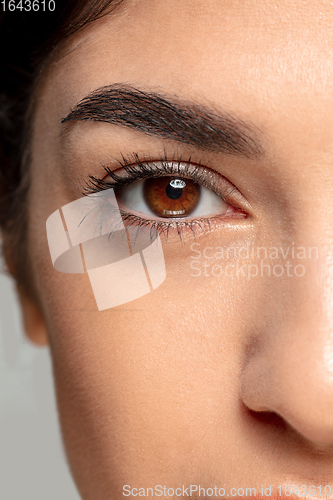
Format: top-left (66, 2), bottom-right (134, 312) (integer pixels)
top-left (83, 153), bottom-right (239, 203)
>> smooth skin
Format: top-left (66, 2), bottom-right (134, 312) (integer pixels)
top-left (17, 0), bottom-right (333, 498)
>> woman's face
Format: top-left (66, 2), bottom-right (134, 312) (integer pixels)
top-left (24, 0), bottom-right (333, 498)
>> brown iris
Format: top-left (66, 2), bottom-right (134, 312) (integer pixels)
top-left (144, 177), bottom-right (200, 218)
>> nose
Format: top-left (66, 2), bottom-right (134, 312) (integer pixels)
top-left (241, 256), bottom-right (333, 447)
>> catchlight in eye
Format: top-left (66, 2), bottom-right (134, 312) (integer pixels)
top-left (144, 176), bottom-right (200, 218)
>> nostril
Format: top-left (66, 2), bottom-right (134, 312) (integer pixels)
top-left (242, 403), bottom-right (333, 456)
top-left (243, 405), bottom-right (289, 432)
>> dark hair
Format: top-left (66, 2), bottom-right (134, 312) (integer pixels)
top-left (0, 0), bottom-right (122, 293)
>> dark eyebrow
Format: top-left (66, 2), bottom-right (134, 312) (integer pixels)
top-left (61, 84), bottom-right (264, 159)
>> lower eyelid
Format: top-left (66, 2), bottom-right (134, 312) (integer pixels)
top-left (114, 204), bottom-right (247, 244)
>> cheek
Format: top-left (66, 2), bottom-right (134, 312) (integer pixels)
top-left (38, 236), bottom-right (270, 483)
top-left (28, 166), bottom-right (278, 485)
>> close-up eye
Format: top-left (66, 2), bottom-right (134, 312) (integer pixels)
top-left (86, 157), bottom-right (247, 237)
top-left (117, 175), bottom-right (233, 219)
top-left (4, 1), bottom-right (333, 499)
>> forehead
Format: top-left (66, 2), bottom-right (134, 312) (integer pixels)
top-left (45, 0), bottom-right (333, 101)
top-left (33, 0), bottom-right (333, 176)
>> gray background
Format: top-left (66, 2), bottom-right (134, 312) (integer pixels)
top-left (0, 254), bottom-right (81, 500)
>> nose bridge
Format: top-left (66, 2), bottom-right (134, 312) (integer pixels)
top-left (267, 255), bottom-right (333, 374)
top-left (272, 230), bottom-right (333, 379)
top-left (296, 213), bottom-right (333, 339)
top-left (285, 168), bottom-right (333, 332)
top-left (241, 218), bottom-right (333, 445)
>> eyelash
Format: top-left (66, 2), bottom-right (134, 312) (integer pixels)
top-left (83, 152), bottom-right (246, 241)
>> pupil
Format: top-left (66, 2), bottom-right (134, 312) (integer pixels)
top-left (166, 182), bottom-right (183, 200)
